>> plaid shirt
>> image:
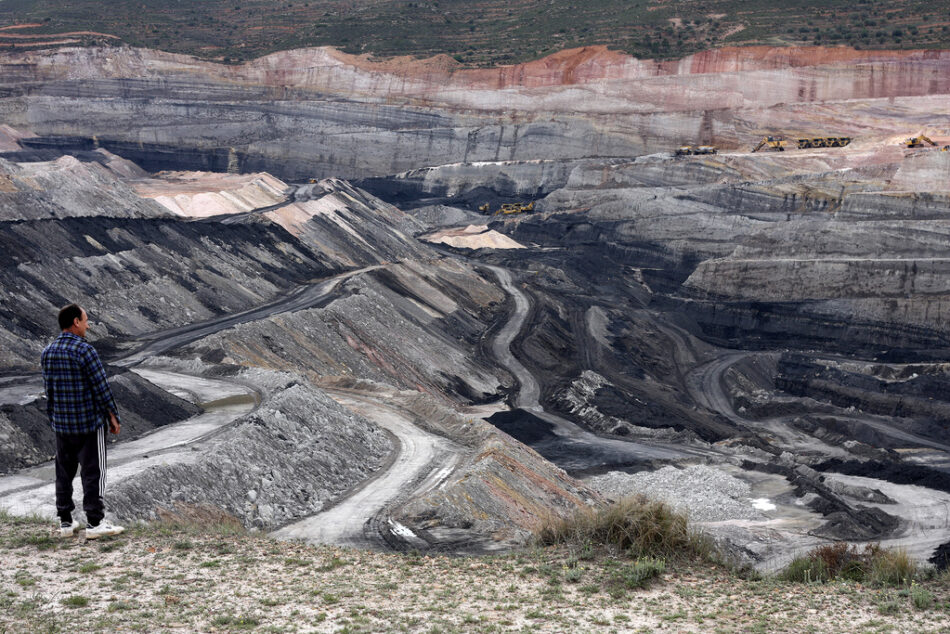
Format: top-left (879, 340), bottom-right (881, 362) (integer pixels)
top-left (41, 332), bottom-right (121, 434)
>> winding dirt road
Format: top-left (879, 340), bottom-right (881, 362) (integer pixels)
top-left (485, 265), bottom-right (696, 468)
top-left (272, 391), bottom-right (462, 548)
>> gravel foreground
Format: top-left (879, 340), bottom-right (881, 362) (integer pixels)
top-left (1, 514), bottom-right (948, 633)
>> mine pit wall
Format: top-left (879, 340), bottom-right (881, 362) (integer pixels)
top-left (2, 47), bottom-right (950, 180)
top-left (357, 158), bottom-right (593, 209)
top-left (838, 192), bottom-right (950, 220)
top-left (0, 94), bottom-right (643, 182)
top-left (775, 355), bottom-right (950, 443)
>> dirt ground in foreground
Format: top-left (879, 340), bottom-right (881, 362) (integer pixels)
top-left (0, 515), bottom-right (947, 633)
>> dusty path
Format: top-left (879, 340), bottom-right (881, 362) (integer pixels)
top-left (0, 370), bottom-right (257, 520)
top-left (117, 265), bottom-right (382, 366)
top-left (272, 390), bottom-right (463, 548)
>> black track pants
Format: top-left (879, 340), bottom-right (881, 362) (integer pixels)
top-left (54, 425), bottom-right (106, 526)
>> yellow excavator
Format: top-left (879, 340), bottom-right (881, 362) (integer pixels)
top-left (752, 136), bottom-right (787, 152)
top-left (905, 135), bottom-right (937, 148)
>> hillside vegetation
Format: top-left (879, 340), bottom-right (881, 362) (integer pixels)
top-left (2, 511), bottom-right (949, 632)
top-left (2, 0), bottom-right (949, 64)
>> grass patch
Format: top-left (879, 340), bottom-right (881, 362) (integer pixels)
top-left (909, 583), bottom-right (934, 610)
top-left (212, 614), bottom-right (260, 629)
top-left (607, 557), bottom-right (666, 593)
top-left (780, 543), bottom-right (918, 586)
top-left (315, 556), bottom-right (347, 572)
top-left (61, 594), bottom-right (90, 608)
top-left (12, 533), bottom-right (59, 551)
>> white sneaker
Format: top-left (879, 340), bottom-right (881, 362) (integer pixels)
top-left (59, 520), bottom-right (80, 538)
top-left (85, 521), bottom-right (124, 539)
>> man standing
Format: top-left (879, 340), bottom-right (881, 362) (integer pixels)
top-left (41, 303), bottom-right (125, 539)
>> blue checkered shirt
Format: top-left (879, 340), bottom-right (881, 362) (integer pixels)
top-left (41, 332), bottom-right (121, 434)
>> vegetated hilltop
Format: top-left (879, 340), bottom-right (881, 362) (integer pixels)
top-left (1, 0), bottom-right (949, 64)
top-left (1, 512), bottom-right (949, 633)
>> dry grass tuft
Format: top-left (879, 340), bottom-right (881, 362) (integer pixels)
top-left (534, 494), bottom-right (712, 561)
top-left (151, 503), bottom-right (246, 536)
top-left (781, 542), bottom-right (918, 586)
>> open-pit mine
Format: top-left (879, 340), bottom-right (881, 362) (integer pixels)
top-left (1, 44), bottom-right (949, 571)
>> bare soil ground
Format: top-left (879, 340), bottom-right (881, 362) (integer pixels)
top-left (1, 514), bottom-right (947, 633)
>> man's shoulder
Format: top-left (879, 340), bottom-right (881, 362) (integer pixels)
top-left (43, 334), bottom-right (95, 356)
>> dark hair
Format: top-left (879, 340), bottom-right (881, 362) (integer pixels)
top-left (58, 304), bottom-right (84, 330)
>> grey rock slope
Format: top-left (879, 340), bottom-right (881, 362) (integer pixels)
top-left (0, 213), bottom-right (337, 371)
top-left (388, 390), bottom-right (602, 551)
top-left (184, 258), bottom-right (509, 403)
top-left (108, 372), bottom-right (393, 528)
top-left (0, 162), bottom-right (441, 371)
top-left (0, 152), bottom-right (157, 220)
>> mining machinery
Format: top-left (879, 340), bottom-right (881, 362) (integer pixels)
top-left (495, 201), bottom-right (534, 215)
top-left (905, 135), bottom-right (937, 148)
top-left (796, 137), bottom-right (852, 149)
top-left (478, 201), bottom-right (535, 215)
top-left (752, 136), bottom-right (787, 152)
top-left (675, 145), bottom-right (718, 156)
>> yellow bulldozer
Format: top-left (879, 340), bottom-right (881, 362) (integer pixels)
top-left (905, 135), bottom-right (937, 148)
top-left (797, 137), bottom-right (852, 149)
top-left (496, 202), bottom-right (534, 215)
top-left (752, 136), bottom-right (787, 152)
top-left (478, 201), bottom-right (535, 215)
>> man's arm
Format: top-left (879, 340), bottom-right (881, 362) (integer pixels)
top-left (40, 348), bottom-right (54, 422)
top-left (80, 345), bottom-right (122, 434)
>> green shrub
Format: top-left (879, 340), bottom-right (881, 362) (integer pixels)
top-left (910, 584), bottom-right (934, 610)
top-left (62, 595), bottom-right (90, 608)
top-left (609, 557), bottom-right (666, 591)
top-left (780, 555), bottom-right (829, 583)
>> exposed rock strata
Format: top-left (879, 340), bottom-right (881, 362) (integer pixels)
top-left (0, 169), bottom-right (437, 371)
top-left (1, 46), bottom-right (948, 179)
top-left (185, 259), bottom-right (507, 403)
